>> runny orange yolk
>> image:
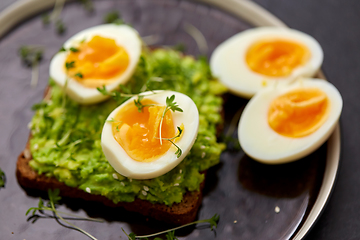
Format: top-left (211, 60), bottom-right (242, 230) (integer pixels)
top-left (112, 99), bottom-right (176, 162)
top-left (65, 35), bottom-right (129, 88)
top-left (246, 39), bottom-right (311, 77)
top-left (268, 88), bottom-right (330, 138)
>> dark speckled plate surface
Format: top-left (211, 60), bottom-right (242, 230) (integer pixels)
top-left (0, 0), bottom-right (332, 239)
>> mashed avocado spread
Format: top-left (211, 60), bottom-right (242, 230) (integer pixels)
top-left (29, 49), bottom-right (226, 206)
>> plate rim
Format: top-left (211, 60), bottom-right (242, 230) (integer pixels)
top-left (0, 0), bottom-right (341, 239)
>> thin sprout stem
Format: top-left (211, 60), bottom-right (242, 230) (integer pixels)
top-left (51, 0), bottom-right (65, 22)
top-left (183, 22), bottom-right (208, 55)
top-left (31, 61), bottom-right (39, 88)
top-left (135, 218), bottom-right (212, 239)
top-left (35, 207), bottom-right (103, 222)
top-left (225, 106), bottom-right (244, 137)
top-left (50, 201), bottom-right (98, 240)
top-left (159, 107), bottom-right (170, 145)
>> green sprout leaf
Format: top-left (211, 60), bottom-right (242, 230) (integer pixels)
top-left (59, 46), bottom-right (66, 52)
top-left (0, 168), bottom-right (5, 188)
top-left (107, 118), bottom-right (123, 132)
top-left (79, 0), bottom-right (94, 13)
top-left (26, 189), bottom-right (103, 240)
top-left (18, 45), bottom-right (44, 87)
top-left (65, 61), bottom-right (75, 70)
top-left (74, 72), bottom-right (83, 78)
top-left (158, 95), bottom-right (183, 157)
top-left (70, 47), bottom-right (80, 53)
top-left (103, 11), bottom-right (124, 25)
top-left (55, 19), bottom-right (66, 34)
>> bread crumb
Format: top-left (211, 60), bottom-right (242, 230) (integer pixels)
top-left (86, 187), bottom-right (91, 193)
top-left (112, 173), bottom-right (118, 179)
top-left (23, 149), bottom-right (31, 159)
top-left (275, 206), bottom-right (280, 213)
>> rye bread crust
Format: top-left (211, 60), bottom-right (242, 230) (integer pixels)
top-left (16, 141), bottom-right (204, 225)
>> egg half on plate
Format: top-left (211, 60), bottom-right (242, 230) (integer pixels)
top-left (210, 27), bottom-right (323, 98)
top-left (101, 90), bottom-right (199, 179)
top-left (238, 78), bottom-right (342, 164)
top-left (50, 24), bottom-right (142, 104)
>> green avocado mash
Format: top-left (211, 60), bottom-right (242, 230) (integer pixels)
top-left (29, 49), bottom-right (227, 206)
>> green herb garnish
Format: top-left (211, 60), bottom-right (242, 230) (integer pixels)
top-left (159, 126), bottom-right (183, 158)
top-left (172, 43), bottom-right (186, 53)
top-left (26, 189), bottom-right (103, 240)
top-left (158, 95), bottom-right (183, 146)
top-left (18, 45), bottom-right (44, 87)
top-left (42, 14), bottom-right (51, 25)
top-left (107, 118), bottom-right (123, 132)
top-left (0, 168), bottom-right (5, 188)
top-left (70, 47), bottom-right (80, 53)
top-left (74, 72), bottom-right (83, 78)
top-left (65, 61), bottom-right (75, 70)
top-left (122, 214), bottom-right (220, 239)
top-left (55, 19), bottom-right (66, 34)
top-left (103, 11), bottom-right (124, 25)
top-left (134, 95), bottom-right (156, 112)
top-left (79, 0), bottom-right (94, 13)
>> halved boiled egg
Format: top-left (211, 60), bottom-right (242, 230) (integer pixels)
top-left (238, 78), bottom-right (342, 164)
top-left (50, 24), bottom-right (142, 104)
top-left (210, 27), bottom-right (323, 98)
top-left (101, 90), bottom-right (199, 179)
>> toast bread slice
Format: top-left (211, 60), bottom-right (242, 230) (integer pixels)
top-left (16, 140), bottom-right (205, 225)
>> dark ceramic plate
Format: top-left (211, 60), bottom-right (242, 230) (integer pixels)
top-left (0, 0), bottom-right (340, 239)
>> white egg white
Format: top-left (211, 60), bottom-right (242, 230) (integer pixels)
top-left (238, 78), bottom-right (342, 164)
top-left (101, 90), bottom-right (199, 179)
top-left (210, 27), bottom-right (324, 99)
top-left (50, 24), bottom-right (142, 104)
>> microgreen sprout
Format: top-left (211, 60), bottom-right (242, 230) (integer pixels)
top-left (107, 118), bottom-right (123, 132)
top-left (159, 95), bottom-right (183, 146)
top-left (134, 95), bottom-right (155, 112)
top-left (79, 0), bottom-right (94, 13)
top-left (18, 45), bottom-right (44, 88)
top-left (65, 61), bottom-right (75, 70)
top-left (122, 214), bottom-right (220, 239)
top-left (97, 85), bottom-right (157, 104)
top-left (103, 11), bottom-right (124, 25)
top-left (26, 189), bottom-right (103, 240)
top-left (183, 22), bottom-right (208, 55)
top-left (26, 190), bottom-right (219, 240)
top-left (62, 61), bottom-right (75, 108)
top-left (74, 72), bottom-right (83, 78)
top-left (42, 0), bottom-right (94, 34)
top-left (70, 47), bottom-right (80, 53)
top-left (157, 126), bottom-right (183, 158)
top-left (59, 46), bottom-right (66, 52)
top-left (0, 168), bottom-right (5, 188)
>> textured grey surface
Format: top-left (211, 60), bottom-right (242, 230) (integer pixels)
top-left (0, 0), bottom-right (359, 239)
